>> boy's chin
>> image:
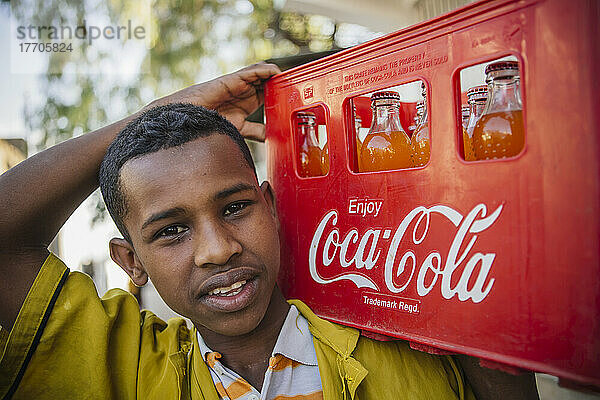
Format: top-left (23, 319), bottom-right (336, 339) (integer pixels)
top-left (197, 312), bottom-right (266, 337)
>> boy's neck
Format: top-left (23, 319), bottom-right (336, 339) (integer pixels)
top-left (195, 287), bottom-right (290, 391)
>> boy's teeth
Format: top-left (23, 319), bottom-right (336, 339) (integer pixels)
top-left (208, 280), bottom-right (247, 296)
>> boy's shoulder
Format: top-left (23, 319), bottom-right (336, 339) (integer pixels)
top-left (291, 299), bottom-right (473, 400)
top-left (1, 253), bottom-right (191, 399)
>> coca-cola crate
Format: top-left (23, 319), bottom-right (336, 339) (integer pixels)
top-left (264, 0), bottom-right (600, 389)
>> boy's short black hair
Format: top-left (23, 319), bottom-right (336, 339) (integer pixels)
top-left (99, 103), bottom-right (256, 243)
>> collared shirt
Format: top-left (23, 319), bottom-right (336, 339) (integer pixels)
top-left (196, 305), bottom-right (323, 400)
top-left (2, 253), bottom-right (475, 399)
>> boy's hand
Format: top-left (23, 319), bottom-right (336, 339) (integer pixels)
top-left (456, 354), bottom-right (540, 399)
top-left (151, 63), bottom-right (281, 141)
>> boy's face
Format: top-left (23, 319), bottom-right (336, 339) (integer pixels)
top-left (116, 134), bottom-right (281, 336)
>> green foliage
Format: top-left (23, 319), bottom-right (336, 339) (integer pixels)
top-left (11, 0), bottom-right (351, 225)
top-left (13, 0), bottom-right (348, 148)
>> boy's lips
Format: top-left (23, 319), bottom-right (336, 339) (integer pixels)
top-left (197, 267), bottom-right (260, 312)
top-left (200, 278), bottom-right (259, 312)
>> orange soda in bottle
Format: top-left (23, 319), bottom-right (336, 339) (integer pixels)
top-left (464, 85), bottom-right (487, 161)
top-left (472, 61), bottom-right (524, 160)
top-left (297, 112), bottom-right (323, 177)
top-left (411, 83), bottom-right (430, 167)
top-left (360, 91), bottom-right (412, 172)
top-left (461, 105), bottom-right (470, 159)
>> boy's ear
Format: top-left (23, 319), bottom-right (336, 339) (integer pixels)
top-left (260, 181), bottom-right (279, 230)
top-left (109, 238), bottom-right (148, 287)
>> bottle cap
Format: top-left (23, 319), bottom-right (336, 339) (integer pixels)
top-left (296, 111), bottom-right (316, 125)
top-left (467, 85), bottom-right (488, 102)
top-left (370, 91), bottom-right (400, 101)
top-left (485, 60), bottom-right (519, 74)
top-left (461, 105), bottom-right (470, 118)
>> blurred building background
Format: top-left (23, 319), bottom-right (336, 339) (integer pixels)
top-left (1, 0), bottom-right (598, 397)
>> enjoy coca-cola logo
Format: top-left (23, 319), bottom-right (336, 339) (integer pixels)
top-left (309, 202), bottom-right (503, 303)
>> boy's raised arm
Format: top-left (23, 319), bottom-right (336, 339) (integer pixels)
top-left (0, 63), bottom-right (280, 330)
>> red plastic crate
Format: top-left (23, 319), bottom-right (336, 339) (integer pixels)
top-left (264, 0), bottom-right (600, 389)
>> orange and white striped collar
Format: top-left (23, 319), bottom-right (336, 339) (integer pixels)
top-left (196, 304), bottom-right (318, 367)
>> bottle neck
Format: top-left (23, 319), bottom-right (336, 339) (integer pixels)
top-left (416, 102), bottom-right (428, 130)
top-left (354, 117), bottom-right (362, 135)
top-left (299, 124), bottom-right (319, 146)
top-left (466, 101), bottom-right (486, 132)
top-left (483, 76), bottom-right (522, 115)
top-left (370, 103), bottom-right (404, 133)
top-left (461, 110), bottom-right (470, 127)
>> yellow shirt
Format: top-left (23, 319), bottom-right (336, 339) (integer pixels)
top-left (0, 254), bottom-right (475, 399)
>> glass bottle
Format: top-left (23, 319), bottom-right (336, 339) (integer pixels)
top-left (410, 102), bottom-right (424, 137)
top-left (463, 85), bottom-right (487, 161)
top-left (472, 61), bottom-right (524, 160)
top-left (297, 112), bottom-right (323, 177)
top-left (359, 91), bottom-right (412, 172)
top-left (415, 101), bottom-right (424, 123)
top-left (411, 83), bottom-right (430, 167)
top-left (319, 125), bottom-right (330, 175)
top-left (354, 111), bottom-right (363, 137)
top-left (354, 108), bottom-right (364, 171)
top-left (461, 105), bottom-right (470, 129)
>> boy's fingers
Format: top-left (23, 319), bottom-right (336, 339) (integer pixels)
top-left (234, 63), bottom-right (281, 84)
top-left (239, 121), bottom-right (266, 142)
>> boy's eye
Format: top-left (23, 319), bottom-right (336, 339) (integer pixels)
top-left (224, 201), bottom-right (252, 217)
top-left (157, 225), bottom-right (187, 238)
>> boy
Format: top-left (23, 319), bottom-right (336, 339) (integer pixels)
top-left (0, 64), bottom-right (538, 399)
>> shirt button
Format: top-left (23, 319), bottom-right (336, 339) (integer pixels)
top-left (248, 395), bottom-right (259, 400)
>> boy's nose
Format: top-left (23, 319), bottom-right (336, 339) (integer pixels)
top-left (193, 219), bottom-right (243, 267)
